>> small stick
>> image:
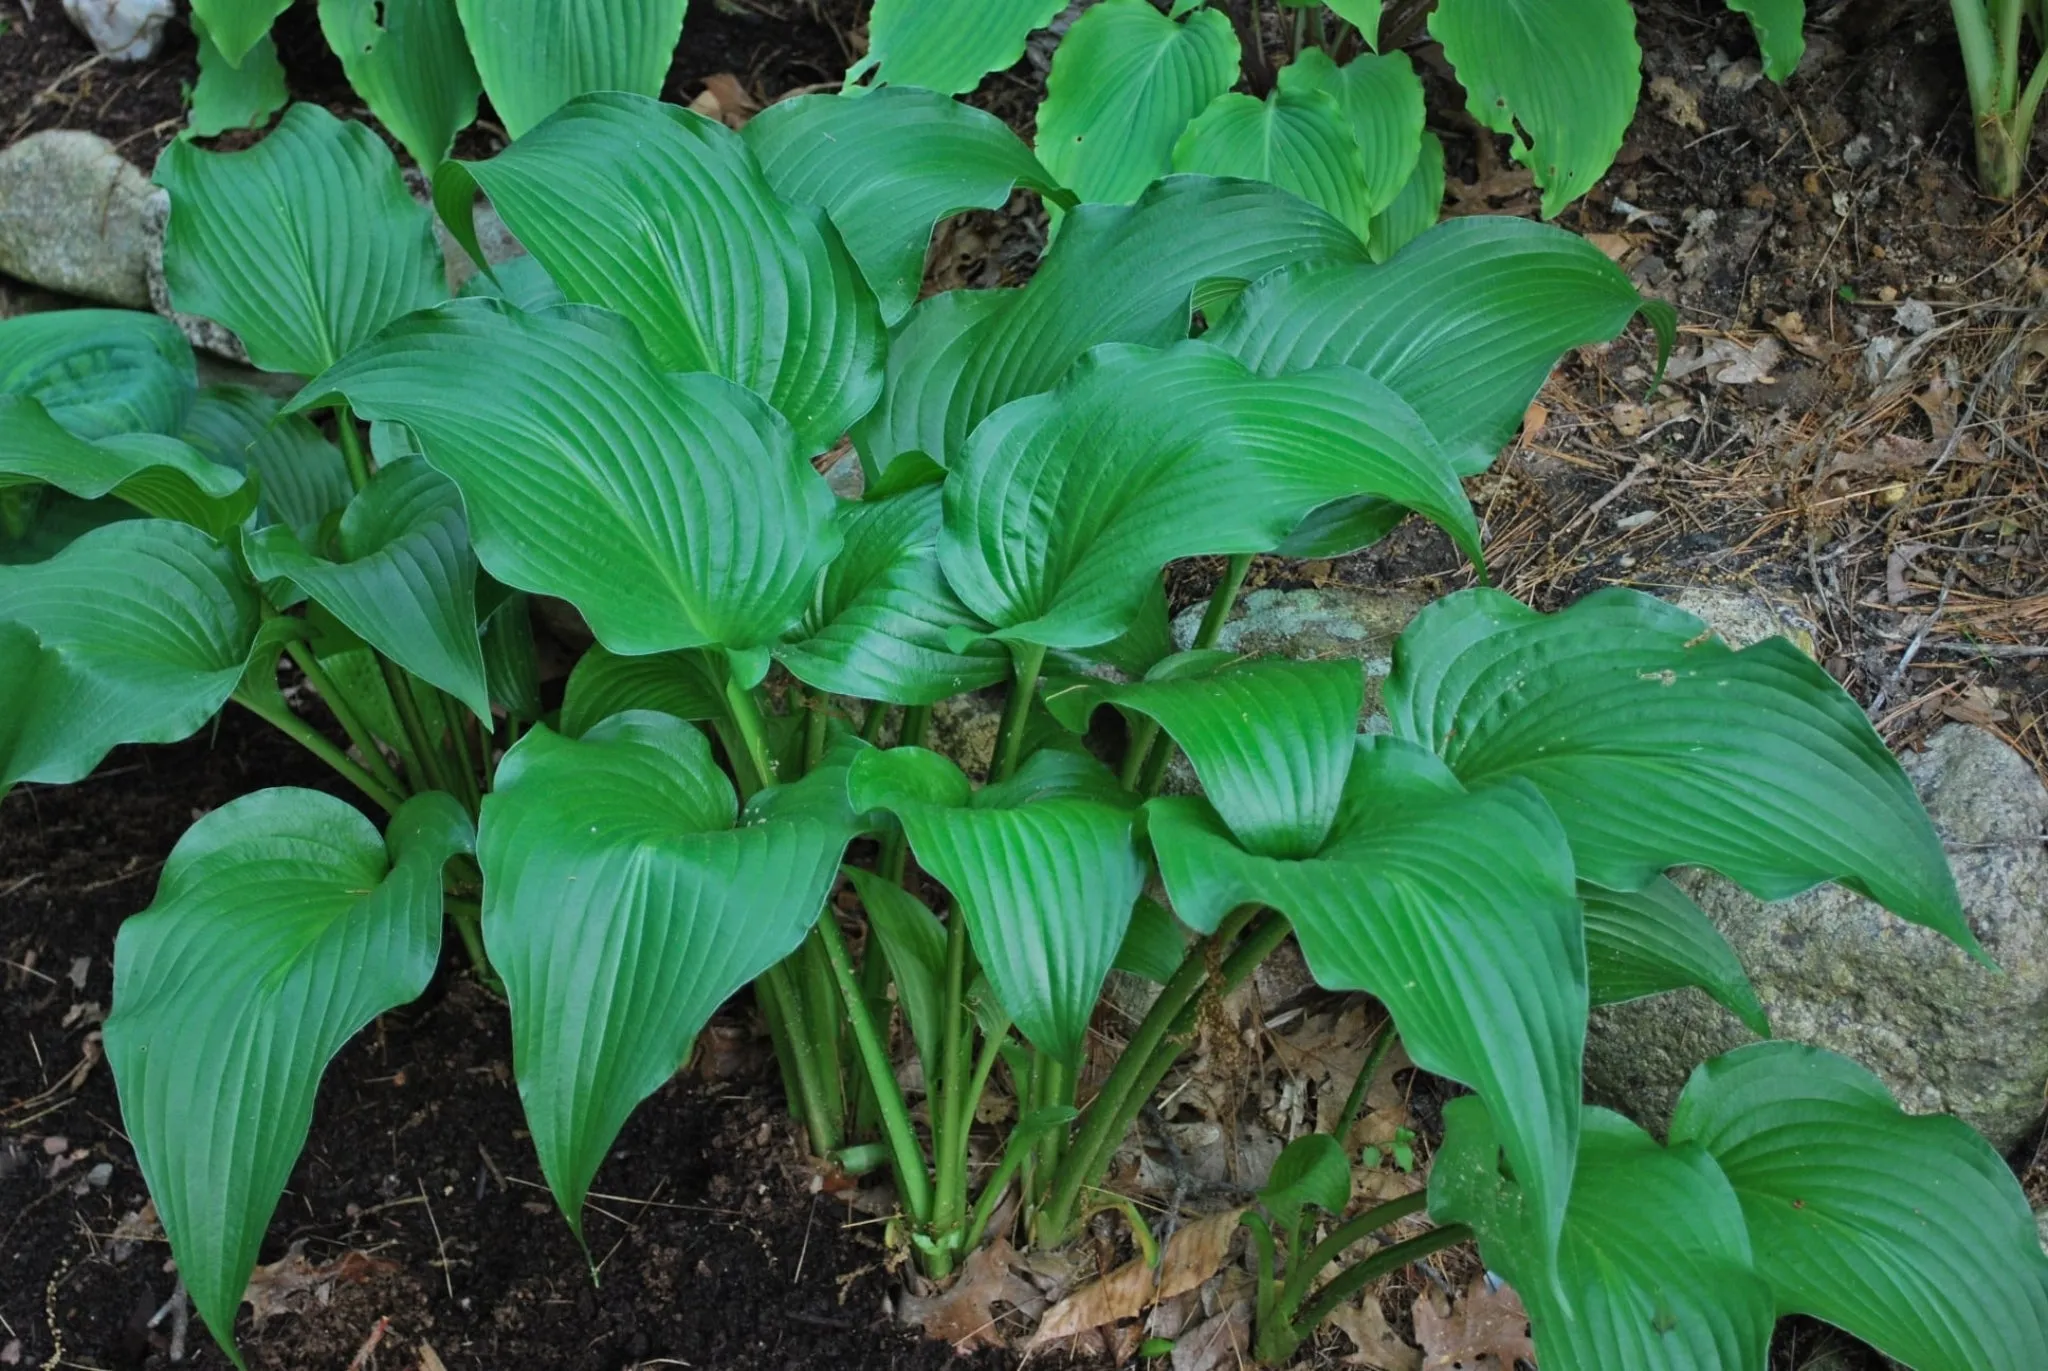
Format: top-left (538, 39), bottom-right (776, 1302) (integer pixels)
top-left (344, 1315), bottom-right (392, 1371)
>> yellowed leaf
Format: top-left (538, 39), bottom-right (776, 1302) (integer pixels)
top-left (1031, 1208), bottom-right (1245, 1346)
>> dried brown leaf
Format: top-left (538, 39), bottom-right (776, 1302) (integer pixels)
top-left (1030, 1208), bottom-right (1245, 1346)
top-left (242, 1242), bottom-right (398, 1327)
top-left (1330, 1291), bottom-right (1423, 1371)
top-left (900, 1237), bottom-right (1042, 1351)
top-left (1414, 1276), bottom-right (1535, 1370)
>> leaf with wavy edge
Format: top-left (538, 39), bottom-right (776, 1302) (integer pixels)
top-left (181, 385), bottom-right (351, 542)
top-left (1582, 877), bottom-right (1768, 1034)
top-left (453, 0), bottom-right (686, 138)
top-left (856, 0), bottom-right (1065, 94)
top-left (0, 309), bottom-right (195, 441)
top-left (0, 396), bottom-right (253, 537)
top-left (560, 645), bottom-right (727, 737)
top-left (1279, 48), bottom-right (1425, 218)
top-left (319, 0), bottom-right (480, 173)
top-left (1172, 87), bottom-right (1375, 240)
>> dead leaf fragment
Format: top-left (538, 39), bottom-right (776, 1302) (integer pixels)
top-left (900, 1237), bottom-right (1044, 1351)
top-left (1031, 1208), bottom-right (1245, 1346)
top-left (417, 1344), bottom-right (450, 1371)
top-left (687, 73), bottom-right (760, 128)
top-left (242, 1242), bottom-right (399, 1327)
top-left (1414, 1276), bottom-right (1535, 1370)
top-left (1666, 335), bottom-right (1781, 385)
top-left (1330, 1292), bottom-right (1423, 1370)
top-left (1648, 75), bottom-right (1706, 133)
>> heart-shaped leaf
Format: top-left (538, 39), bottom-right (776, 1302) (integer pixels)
top-left (106, 788), bottom-right (473, 1370)
top-left (745, 87), bottom-right (1065, 325)
top-left (1261, 1133), bottom-right (1353, 1229)
top-left (1671, 1043), bottom-right (2048, 1371)
top-left (245, 457), bottom-right (489, 719)
top-left (155, 103), bottom-right (446, 376)
top-left (0, 520), bottom-right (259, 790)
top-left (0, 395), bottom-right (254, 537)
top-left (0, 309), bottom-right (195, 441)
top-left (481, 713), bottom-right (855, 1235)
top-left (1279, 48), bottom-right (1425, 217)
top-left (453, 0), bottom-right (686, 138)
top-left (1582, 877), bottom-right (1767, 1035)
top-left (436, 93), bottom-right (884, 454)
top-left (1207, 215), bottom-right (1672, 474)
top-left (289, 298), bottom-right (839, 681)
top-left (1172, 87), bottom-right (1374, 240)
top-left (318, 0), bottom-right (480, 174)
top-left (181, 385), bottom-right (352, 541)
top-left (856, 0), bottom-right (1065, 94)
top-left (1384, 587), bottom-right (1973, 951)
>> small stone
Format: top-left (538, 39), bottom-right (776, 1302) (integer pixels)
top-left (61, 0), bottom-right (174, 61)
top-left (0, 131), bottom-right (155, 307)
top-left (1894, 299), bottom-right (1938, 335)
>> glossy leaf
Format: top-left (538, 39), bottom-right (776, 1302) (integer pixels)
top-left (1582, 878), bottom-right (1768, 1035)
top-left (0, 521), bottom-right (259, 790)
top-left (319, 0), bottom-right (481, 174)
top-left (1329, 0), bottom-right (1382, 44)
top-left (1432, 1099), bottom-right (1774, 1371)
top-left (1261, 1133), bottom-right (1352, 1229)
top-left (1172, 88), bottom-right (1375, 240)
top-left (1114, 895), bottom-right (1187, 983)
top-left (939, 340), bottom-right (1480, 650)
top-left (853, 175), bottom-right (1372, 476)
top-left (155, 104), bottom-right (446, 376)
top-left (0, 396), bottom-right (254, 537)
top-left (453, 0), bottom-right (687, 138)
top-left (847, 746), bottom-right (1144, 1065)
top-left (181, 385), bottom-right (352, 541)
top-left (1035, 0), bottom-right (1240, 206)
top-left (560, 645), bottom-right (727, 738)
top-left (745, 87), bottom-right (1064, 324)
top-left (1384, 587), bottom-right (1974, 951)
top-left (1149, 735), bottom-right (1585, 1259)
top-left (188, 18), bottom-right (288, 138)
top-left (1429, 0), bottom-right (1641, 217)
top-left (244, 458), bottom-right (489, 719)
top-left (776, 483), bottom-right (1006, 706)
top-left (1367, 129), bottom-right (1444, 263)
top-left (0, 309), bottom-right (195, 441)
top-left (479, 586), bottom-right (541, 722)
top-left (857, 0), bottom-right (1064, 94)
top-left (189, 0), bottom-right (291, 66)
top-left (1278, 48), bottom-right (1425, 218)
top-left (480, 713), bottom-right (853, 1234)
top-left (845, 867), bottom-right (949, 1089)
top-left (1727, 0), bottom-right (1805, 82)
top-left (289, 299), bottom-right (838, 680)
top-left (437, 93), bottom-right (883, 453)
top-left (1208, 215), bottom-right (1672, 474)
top-left (105, 789), bottom-right (473, 1369)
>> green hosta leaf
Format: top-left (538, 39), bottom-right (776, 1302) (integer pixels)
top-left (853, 176), bottom-right (1371, 476)
top-left (1261, 1132), bottom-right (1351, 1228)
top-left (456, 253), bottom-right (563, 310)
top-left (437, 93), bottom-right (883, 454)
top-left (1432, 1098), bottom-right (1774, 1370)
top-left (939, 340), bottom-right (1479, 650)
top-left (1035, 0), bottom-right (1239, 206)
top-left (244, 458), bottom-right (489, 719)
top-left (452, 0), bottom-right (686, 139)
top-left (0, 395), bottom-right (254, 537)
top-left (1367, 129), bottom-right (1445, 263)
top-left (480, 712), bottom-right (853, 1234)
top-left (1582, 877), bottom-right (1767, 1035)
top-left (1149, 735), bottom-right (1585, 1259)
top-left (1384, 587), bottom-right (1973, 950)
top-left (857, 0), bottom-right (1064, 94)
top-left (0, 520), bottom-right (259, 790)
top-left (1278, 48), bottom-right (1425, 218)
top-left (1727, 0), bottom-right (1805, 82)
top-left (106, 788), bottom-right (471, 1370)
top-left (155, 104), bottom-right (446, 376)
top-left (1329, 0), bottom-right (1382, 44)
top-left (1172, 88), bottom-right (1375, 240)
top-left (181, 385), bottom-right (352, 541)
top-left (845, 867), bottom-right (949, 1089)
top-left (289, 299), bottom-right (839, 678)
top-left (189, 0), bottom-right (290, 66)
top-left (1114, 895), bottom-right (1187, 982)
top-left (1429, 0), bottom-right (1640, 217)
top-left (319, 0), bottom-right (481, 174)
top-left (744, 87), bottom-right (1064, 325)
top-left (1209, 215), bottom-right (1671, 475)
top-left (1045, 653), bottom-right (1363, 859)
top-left (479, 585), bottom-right (541, 721)
top-left (187, 18), bottom-right (288, 139)
top-left (560, 644), bottom-right (727, 737)
top-left (0, 495), bottom-right (136, 566)
top-left (776, 483), bottom-right (1005, 707)
top-left (1673, 1043), bottom-right (2048, 1370)
top-left (0, 309), bottom-right (195, 441)
top-left (847, 746), bottom-right (1144, 1065)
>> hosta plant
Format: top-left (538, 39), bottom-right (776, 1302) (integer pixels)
top-left (5, 75), bottom-right (2044, 1371)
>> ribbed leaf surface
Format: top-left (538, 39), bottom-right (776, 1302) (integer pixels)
top-left (0, 309), bottom-right (195, 440)
top-left (560, 645), bottom-right (727, 737)
top-left (0, 396), bottom-right (253, 537)
top-left (1278, 48), bottom-right (1424, 217)
top-left (1367, 129), bottom-right (1444, 263)
top-left (181, 385), bottom-right (352, 541)
top-left (859, 0), bottom-right (1064, 94)
top-left (318, 0), bottom-right (480, 173)
top-left (1172, 88), bottom-right (1375, 240)
top-left (1582, 877), bottom-right (1767, 1034)
top-left (188, 0), bottom-right (291, 65)
top-left (453, 0), bottom-right (686, 138)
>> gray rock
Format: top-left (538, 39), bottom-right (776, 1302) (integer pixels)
top-left (1586, 723), bottom-right (2048, 1149)
top-left (1170, 585), bottom-right (1430, 723)
top-left (406, 169), bottom-right (525, 293)
top-left (142, 190), bottom-right (250, 363)
top-left (61, 0), bottom-right (174, 60)
top-left (0, 131), bottom-right (154, 307)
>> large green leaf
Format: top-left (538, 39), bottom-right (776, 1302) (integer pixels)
top-left (436, 93), bottom-right (883, 454)
top-left (1034, 0), bottom-right (1240, 206)
top-left (188, 0), bottom-right (291, 66)
top-left (1366, 129), bottom-right (1445, 264)
top-left (0, 309), bottom-right (195, 441)
top-left (181, 385), bottom-right (352, 541)
top-left (105, 788), bottom-right (472, 1370)
top-left (845, 867), bottom-right (949, 1090)
top-left (776, 483), bottom-right (1006, 706)
top-left (289, 299), bottom-right (838, 682)
top-left (1045, 653), bottom-right (1363, 860)
top-left (245, 458), bottom-right (489, 719)
top-left (1432, 1098), bottom-right (1775, 1371)
top-left (1726, 0), bottom-right (1805, 82)
top-left (853, 175), bottom-right (1372, 476)
top-left (1429, 0), bottom-right (1641, 217)
top-left (1278, 48), bottom-right (1425, 218)
top-left (155, 103), bottom-right (446, 376)
top-left (452, 0), bottom-right (686, 139)
top-left (1172, 88), bottom-right (1375, 240)
top-left (1149, 735), bottom-right (1585, 1259)
top-left (1582, 877), bottom-right (1768, 1035)
top-left (938, 341), bottom-right (1479, 650)
top-left (0, 395), bottom-right (254, 537)
top-left (0, 520), bottom-right (259, 790)
top-left (559, 645), bottom-right (727, 737)
top-left (319, 0), bottom-right (481, 174)
top-left (1672, 1043), bottom-right (2048, 1371)
top-left (480, 713), bottom-right (852, 1234)
top-left (856, 0), bottom-right (1064, 94)
top-left (187, 17), bottom-right (288, 139)
top-left (744, 87), bottom-right (1065, 325)
top-left (478, 583), bottom-right (541, 722)
top-left (1384, 587), bottom-right (1973, 950)
top-left (847, 746), bottom-right (1144, 1065)
top-left (1207, 215), bottom-right (1672, 474)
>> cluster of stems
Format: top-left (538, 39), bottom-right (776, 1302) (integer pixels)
top-left (1950, 0), bottom-right (2047, 196)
